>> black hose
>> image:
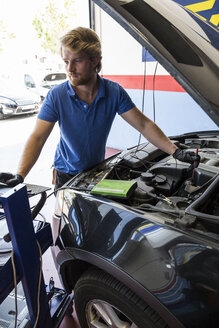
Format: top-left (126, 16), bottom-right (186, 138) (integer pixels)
top-left (185, 174), bottom-right (219, 224)
top-left (31, 191), bottom-right (47, 220)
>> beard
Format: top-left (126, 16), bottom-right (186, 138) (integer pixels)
top-left (69, 76), bottom-right (89, 86)
top-left (68, 72), bottom-right (94, 87)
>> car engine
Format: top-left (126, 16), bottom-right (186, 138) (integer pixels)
top-left (68, 134), bottom-right (219, 239)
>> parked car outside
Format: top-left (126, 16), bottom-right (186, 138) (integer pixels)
top-left (40, 72), bottom-right (68, 90)
top-left (23, 71), bottom-right (67, 102)
top-left (0, 69), bottom-right (67, 103)
top-left (51, 1), bottom-right (219, 327)
top-left (22, 72), bottom-right (48, 103)
top-left (0, 80), bottom-right (41, 119)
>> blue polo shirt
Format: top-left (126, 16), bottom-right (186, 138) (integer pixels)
top-left (38, 76), bottom-right (135, 174)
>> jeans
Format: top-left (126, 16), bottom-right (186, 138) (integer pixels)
top-left (54, 169), bottom-right (75, 191)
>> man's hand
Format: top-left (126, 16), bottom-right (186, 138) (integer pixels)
top-left (0, 172), bottom-right (24, 187)
top-left (173, 148), bottom-right (200, 166)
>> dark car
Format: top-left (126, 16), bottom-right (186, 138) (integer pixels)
top-left (0, 81), bottom-right (41, 120)
top-left (51, 1), bottom-right (219, 327)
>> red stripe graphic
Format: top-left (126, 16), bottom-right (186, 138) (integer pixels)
top-left (101, 75), bottom-right (185, 92)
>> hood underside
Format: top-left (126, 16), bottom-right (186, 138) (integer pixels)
top-left (92, 0), bottom-right (219, 126)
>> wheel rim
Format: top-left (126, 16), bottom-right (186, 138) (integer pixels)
top-left (85, 299), bottom-right (138, 328)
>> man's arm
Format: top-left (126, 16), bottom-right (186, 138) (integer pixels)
top-left (16, 118), bottom-right (55, 179)
top-left (121, 107), bottom-right (177, 155)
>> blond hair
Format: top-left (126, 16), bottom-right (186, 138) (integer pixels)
top-left (60, 27), bottom-right (102, 73)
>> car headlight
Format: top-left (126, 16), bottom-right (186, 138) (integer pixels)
top-left (0, 97), bottom-right (17, 114)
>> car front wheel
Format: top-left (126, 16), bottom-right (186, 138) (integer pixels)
top-left (74, 268), bottom-right (167, 328)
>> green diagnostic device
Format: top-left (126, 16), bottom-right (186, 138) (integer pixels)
top-left (91, 179), bottom-right (137, 198)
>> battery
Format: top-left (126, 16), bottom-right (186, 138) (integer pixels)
top-left (91, 179), bottom-right (137, 198)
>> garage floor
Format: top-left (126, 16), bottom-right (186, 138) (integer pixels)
top-left (44, 147), bottom-right (121, 328)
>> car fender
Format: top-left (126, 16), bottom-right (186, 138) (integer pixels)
top-left (53, 190), bottom-right (219, 327)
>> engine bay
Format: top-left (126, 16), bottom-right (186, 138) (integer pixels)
top-left (68, 134), bottom-right (219, 239)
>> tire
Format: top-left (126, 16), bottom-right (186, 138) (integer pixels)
top-left (74, 268), bottom-right (168, 328)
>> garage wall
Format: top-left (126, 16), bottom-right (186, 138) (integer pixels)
top-left (94, 6), bottom-right (217, 150)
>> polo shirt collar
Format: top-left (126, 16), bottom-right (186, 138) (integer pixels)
top-left (67, 80), bottom-right (77, 98)
top-left (96, 75), bottom-right (105, 100)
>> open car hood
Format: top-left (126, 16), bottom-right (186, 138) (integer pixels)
top-left (92, 0), bottom-right (219, 126)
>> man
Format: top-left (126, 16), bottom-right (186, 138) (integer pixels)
top-left (0, 27), bottom-right (199, 190)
